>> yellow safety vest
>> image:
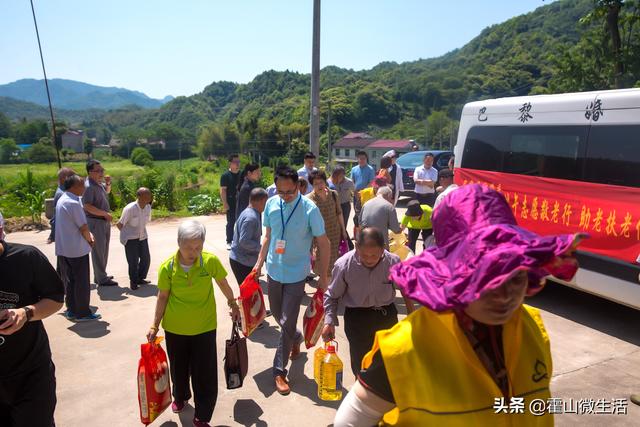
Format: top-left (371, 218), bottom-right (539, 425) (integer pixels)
top-left (362, 305), bottom-right (553, 426)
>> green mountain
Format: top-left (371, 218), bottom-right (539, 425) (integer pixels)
top-left (3, 0), bottom-right (639, 160)
top-left (0, 78), bottom-right (172, 110)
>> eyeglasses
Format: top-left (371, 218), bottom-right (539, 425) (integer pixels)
top-left (277, 190), bottom-right (297, 196)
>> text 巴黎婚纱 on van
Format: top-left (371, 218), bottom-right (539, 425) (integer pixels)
top-left (453, 88), bottom-right (640, 310)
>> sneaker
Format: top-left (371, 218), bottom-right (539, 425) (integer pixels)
top-left (74, 313), bottom-right (102, 322)
top-left (193, 418), bottom-right (211, 427)
top-left (172, 400), bottom-right (186, 413)
top-left (226, 243), bottom-right (232, 251)
top-left (63, 310), bottom-right (75, 320)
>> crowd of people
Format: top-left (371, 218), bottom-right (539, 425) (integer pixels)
top-left (0, 149), bottom-right (586, 427)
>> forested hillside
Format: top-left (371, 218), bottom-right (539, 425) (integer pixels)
top-left (2, 0), bottom-right (638, 163)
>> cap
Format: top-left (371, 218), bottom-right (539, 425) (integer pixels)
top-left (406, 200), bottom-right (423, 217)
top-left (382, 150), bottom-right (397, 158)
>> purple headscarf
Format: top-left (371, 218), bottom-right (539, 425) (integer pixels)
top-left (390, 184), bottom-right (582, 312)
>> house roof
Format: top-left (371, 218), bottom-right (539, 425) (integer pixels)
top-left (333, 138), bottom-right (375, 149)
top-left (343, 132), bottom-right (373, 139)
top-left (367, 139), bottom-right (414, 149)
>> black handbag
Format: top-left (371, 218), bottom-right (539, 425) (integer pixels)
top-left (224, 322), bottom-right (248, 389)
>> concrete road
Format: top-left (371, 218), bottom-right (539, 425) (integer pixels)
top-left (6, 212), bottom-right (640, 427)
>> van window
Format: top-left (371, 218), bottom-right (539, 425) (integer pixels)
top-left (462, 126), bottom-right (587, 180)
top-left (585, 125), bottom-right (640, 187)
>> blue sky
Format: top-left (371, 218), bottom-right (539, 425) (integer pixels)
top-left (0, 1), bottom-right (553, 99)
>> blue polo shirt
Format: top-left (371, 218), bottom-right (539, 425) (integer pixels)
top-left (351, 164), bottom-right (375, 191)
top-left (55, 192), bottom-right (92, 258)
top-left (263, 193), bottom-right (326, 283)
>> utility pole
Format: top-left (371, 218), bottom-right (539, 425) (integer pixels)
top-left (309, 0), bottom-right (321, 157)
top-left (178, 141), bottom-right (183, 169)
top-left (327, 100), bottom-right (332, 164)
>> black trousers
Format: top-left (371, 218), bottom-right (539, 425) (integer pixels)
top-left (165, 330), bottom-right (218, 422)
top-left (415, 192), bottom-right (436, 207)
top-left (340, 202), bottom-right (354, 250)
top-left (344, 304), bottom-right (398, 378)
top-left (124, 238), bottom-right (150, 284)
top-left (0, 361), bottom-right (57, 427)
top-left (229, 258), bottom-right (253, 286)
top-left (47, 217), bottom-right (55, 242)
top-left (58, 255), bottom-right (91, 318)
top-left (225, 202), bottom-right (237, 244)
top-left (407, 228), bottom-right (433, 254)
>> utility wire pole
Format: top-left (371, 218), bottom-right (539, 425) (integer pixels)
top-left (309, 0), bottom-right (321, 157)
top-left (30, 0), bottom-right (61, 168)
top-left (327, 100), bottom-right (332, 164)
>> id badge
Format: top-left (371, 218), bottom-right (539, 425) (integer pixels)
top-left (275, 239), bottom-right (287, 255)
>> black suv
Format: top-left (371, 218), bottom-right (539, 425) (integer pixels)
top-left (397, 150), bottom-right (453, 195)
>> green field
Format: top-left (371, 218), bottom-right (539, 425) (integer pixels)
top-left (0, 158), bottom-right (231, 222)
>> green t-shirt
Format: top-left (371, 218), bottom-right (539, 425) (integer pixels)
top-left (401, 204), bottom-right (433, 230)
top-left (157, 250), bottom-right (227, 336)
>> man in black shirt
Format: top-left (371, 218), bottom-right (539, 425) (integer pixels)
top-left (219, 154), bottom-right (241, 251)
top-left (0, 213), bottom-right (65, 427)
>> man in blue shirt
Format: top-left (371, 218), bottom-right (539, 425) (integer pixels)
top-left (47, 167), bottom-right (75, 244)
top-left (350, 150), bottom-right (375, 228)
top-left (55, 174), bottom-right (101, 322)
top-left (254, 167), bottom-right (330, 396)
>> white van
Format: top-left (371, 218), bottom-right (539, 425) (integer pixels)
top-left (455, 88), bottom-right (640, 310)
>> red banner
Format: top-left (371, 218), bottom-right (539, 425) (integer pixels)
top-left (455, 168), bottom-right (640, 264)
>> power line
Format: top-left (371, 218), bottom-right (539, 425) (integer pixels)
top-left (30, 0), bottom-right (61, 168)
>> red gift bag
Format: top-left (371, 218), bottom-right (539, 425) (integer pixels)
top-left (303, 289), bottom-right (325, 349)
top-left (238, 272), bottom-right (267, 337)
top-left (137, 338), bottom-right (171, 425)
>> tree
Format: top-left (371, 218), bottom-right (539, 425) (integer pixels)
top-left (0, 137), bottom-right (18, 163)
top-left (131, 147), bottom-right (154, 166)
top-left (195, 123), bottom-right (224, 159)
top-left (26, 140), bottom-right (57, 163)
top-left (84, 137), bottom-right (94, 159)
top-left (0, 112), bottom-right (11, 138)
top-left (426, 111), bottom-right (458, 150)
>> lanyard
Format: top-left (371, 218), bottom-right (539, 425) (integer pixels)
top-left (280, 195), bottom-right (302, 240)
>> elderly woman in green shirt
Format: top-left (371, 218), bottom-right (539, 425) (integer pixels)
top-left (147, 220), bottom-right (240, 427)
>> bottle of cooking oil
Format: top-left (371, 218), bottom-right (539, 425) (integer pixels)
top-left (318, 343), bottom-right (343, 401)
top-left (313, 342), bottom-right (328, 384)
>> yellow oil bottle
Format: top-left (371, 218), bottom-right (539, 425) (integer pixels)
top-left (318, 343), bottom-right (343, 401)
top-left (313, 343), bottom-right (328, 384)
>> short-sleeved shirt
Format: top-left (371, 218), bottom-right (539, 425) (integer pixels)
top-left (351, 164), bottom-right (376, 191)
top-left (230, 207), bottom-right (262, 267)
top-left (117, 201), bottom-right (152, 244)
top-left (83, 178), bottom-right (110, 218)
top-left (55, 192), bottom-right (92, 258)
top-left (401, 205), bottom-right (433, 230)
top-left (157, 250), bottom-right (227, 336)
top-left (434, 184), bottom-right (459, 210)
top-left (413, 165), bottom-right (438, 195)
top-left (220, 170), bottom-right (240, 204)
top-left (51, 185), bottom-right (65, 218)
top-left (0, 242), bottom-right (65, 379)
top-left (360, 196), bottom-right (401, 247)
top-left (328, 177), bottom-right (355, 205)
top-left (263, 193), bottom-right (326, 283)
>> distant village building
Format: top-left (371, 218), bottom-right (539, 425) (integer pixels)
top-left (332, 132), bottom-right (415, 164)
top-left (61, 130), bottom-right (85, 153)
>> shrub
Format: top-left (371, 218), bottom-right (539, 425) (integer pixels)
top-left (130, 147), bottom-right (154, 166)
top-left (26, 142), bottom-right (57, 163)
top-left (187, 193), bottom-right (221, 215)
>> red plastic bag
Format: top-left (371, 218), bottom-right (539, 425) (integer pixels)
top-left (338, 239), bottom-right (349, 257)
top-left (238, 272), bottom-right (266, 337)
top-left (303, 289), bottom-right (325, 349)
top-left (137, 338), bottom-right (171, 425)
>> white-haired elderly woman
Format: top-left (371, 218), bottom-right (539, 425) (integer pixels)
top-left (147, 220), bottom-right (240, 427)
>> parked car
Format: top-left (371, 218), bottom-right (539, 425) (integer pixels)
top-left (397, 150), bottom-right (453, 195)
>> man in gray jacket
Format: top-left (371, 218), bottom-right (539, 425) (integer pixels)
top-left (359, 186), bottom-right (401, 249)
top-left (229, 188), bottom-right (268, 285)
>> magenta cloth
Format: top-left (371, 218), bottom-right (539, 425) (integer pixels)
top-left (389, 184), bottom-right (581, 312)
top-left (338, 240), bottom-right (349, 257)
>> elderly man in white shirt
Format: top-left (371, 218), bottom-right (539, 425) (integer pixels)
top-left (117, 187), bottom-right (152, 290)
top-left (412, 153), bottom-right (438, 207)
